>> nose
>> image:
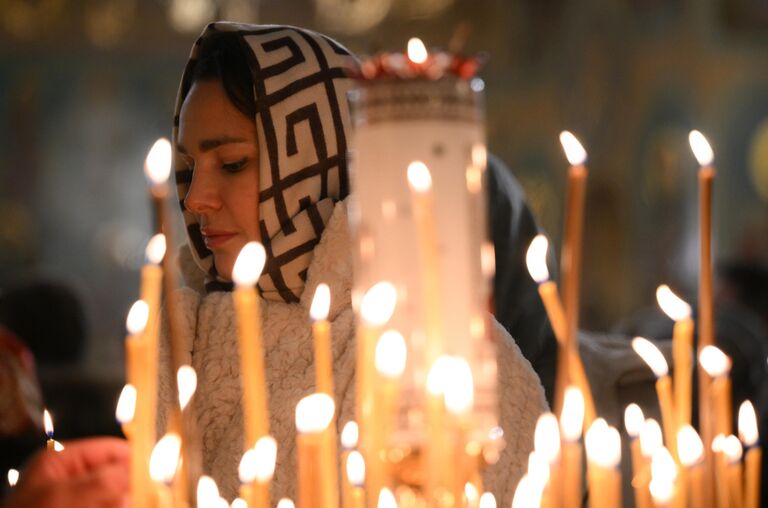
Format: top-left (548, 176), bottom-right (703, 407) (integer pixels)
top-left (184, 167), bottom-right (222, 215)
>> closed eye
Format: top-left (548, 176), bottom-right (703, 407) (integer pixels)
top-left (222, 158), bottom-right (248, 173)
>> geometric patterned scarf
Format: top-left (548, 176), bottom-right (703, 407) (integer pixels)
top-left (172, 22), bottom-right (359, 302)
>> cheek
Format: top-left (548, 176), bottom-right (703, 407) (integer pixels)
top-left (227, 173), bottom-right (260, 236)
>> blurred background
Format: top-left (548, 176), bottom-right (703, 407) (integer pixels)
top-left (1, 0), bottom-right (767, 440)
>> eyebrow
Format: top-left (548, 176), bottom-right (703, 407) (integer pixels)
top-left (177, 136), bottom-right (249, 155)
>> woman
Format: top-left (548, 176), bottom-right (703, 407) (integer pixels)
top-left (159, 22), bottom-right (547, 505)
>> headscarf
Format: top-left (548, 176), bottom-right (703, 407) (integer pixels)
top-left (172, 22), bottom-right (358, 302)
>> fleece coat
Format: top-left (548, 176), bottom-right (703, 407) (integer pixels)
top-left (158, 200), bottom-right (547, 507)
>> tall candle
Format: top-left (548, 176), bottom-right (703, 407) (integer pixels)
top-left (626, 404), bottom-right (653, 508)
top-left (678, 425), bottom-right (706, 508)
top-left (527, 451), bottom-right (552, 508)
top-left (231, 242), bottom-right (270, 448)
top-left (295, 394), bottom-right (337, 508)
top-left (722, 435), bottom-right (743, 508)
top-left (115, 383), bottom-right (146, 508)
top-left (310, 283), bottom-right (334, 395)
top-left (140, 234), bottom-right (165, 444)
top-left (560, 386), bottom-right (584, 508)
top-left (649, 447), bottom-right (677, 508)
top-left (238, 435), bottom-right (277, 508)
top-left (632, 337), bottom-right (677, 459)
top-left (738, 401), bottom-right (761, 508)
top-left (374, 329), bottom-right (407, 469)
top-left (640, 419), bottom-right (664, 507)
top-left (124, 297), bottom-right (149, 502)
top-left (585, 419), bottom-right (622, 508)
top-left (511, 474), bottom-right (542, 508)
top-left (149, 433), bottom-right (181, 508)
top-left (656, 285), bottom-right (694, 428)
top-left (340, 422), bottom-right (360, 508)
top-left (711, 434), bottom-right (731, 508)
top-left (345, 450), bottom-right (366, 508)
top-left (443, 357), bottom-right (475, 502)
top-left (534, 413), bottom-right (561, 508)
top-left (699, 346), bottom-right (733, 437)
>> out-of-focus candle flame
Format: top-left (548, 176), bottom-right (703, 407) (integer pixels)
top-left (53, 441), bottom-right (64, 451)
top-left (699, 345), bottom-right (731, 377)
top-left (559, 131), bottom-right (588, 166)
top-left (295, 393), bottom-right (335, 434)
top-left (346, 450), bottom-right (365, 487)
top-left (407, 161), bottom-right (432, 193)
top-left (145, 233), bottom-right (167, 265)
top-left (479, 492), bottom-right (497, 508)
top-left (239, 447), bottom-right (258, 483)
top-left (360, 281), bottom-right (397, 326)
top-left (480, 242), bottom-right (496, 278)
top-left (145, 138), bottom-right (173, 185)
top-left (651, 447), bottom-right (677, 483)
top-left (197, 475), bottom-right (220, 507)
top-left (232, 242), bottom-right (267, 287)
top-left (126, 300), bottom-right (150, 335)
top-left (276, 499), bottom-right (295, 508)
top-left (341, 421), bottom-right (359, 449)
top-left (7, 469), bottom-right (19, 487)
top-left (527, 451), bottom-right (551, 489)
top-left (632, 336), bottom-right (669, 377)
top-left (177, 365), bottom-right (197, 411)
top-left (624, 403), bottom-right (644, 439)
top-left (378, 487), bottom-right (397, 508)
top-left (406, 38), bottom-right (428, 64)
top-left (677, 425), bottom-right (704, 467)
top-left (427, 355), bottom-right (454, 395)
top-left (116, 384), bottom-right (137, 424)
top-left (560, 386), bottom-right (585, 442)
top-left (738, 400), bottom-right (759, 447)
top-left (722, 435), bottom-right (743, 463)
top-left (689, 130), bottom-right (714, 166)
top-left (649, 477), bottom-right (675, 505)
top-left (443, 357), bottom-right (474, 415)
top-left (656, 284), bottom-right (692, 321)
top-left (239, 435), bottom-right (278, 483)
top-left (464, 482), bottom-right (480, 505)
top-left (149, 433), bottom-right (181, 484)
top-left (375, 330), bottom-right (407, 379)
top-left (534, 412), bottom-right (561, 463)
top-left (43, 409), bottom-right (54, 438)
top-left (471, 143), bottom-right (487, 169)
top-left (511, 474), bottom-right (542, 508)
top-left (640, 419), bottom-right (663, 458)
top-left (585, 419), bottom-right (621, 468)
top-left (526, 235), bottom-right (550, 283)
top-left (231, 499), bottom-right (247, 508)
top-left (310, 283), bottom-right (331, 321)
top-left (712, 433), bottom-right (726, 453)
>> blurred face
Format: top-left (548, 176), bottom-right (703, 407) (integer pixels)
top-left (178, 79), bottom-right (260, 280)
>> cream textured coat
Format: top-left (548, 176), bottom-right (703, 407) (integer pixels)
top-left (159, 200), bottom-right (547, 506)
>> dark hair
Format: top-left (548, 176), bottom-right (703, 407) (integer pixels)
top-left (183, 32), bottom-right (257, 119)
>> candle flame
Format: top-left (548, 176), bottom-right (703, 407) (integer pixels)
top-left (479, 492), bottom-right (497, 508)
top-left (232, 242), bottom-right (267, 286)
top-left (231, 499), bottom-right (247, 508)
top-left (624, 403), bottom-right (644, 439)
top-left (346, 450), bottom-right (366, 487)
top-left (43, 409), bottom-right (54, 437)
top-left (145, 233), bottom-right (167, 265)
top-left (585, 419), bottom-right (621, 468)
top-left (471, 143), bottom-right (487, 169)
top-left (295, 393), bottom-right (335, 434)
top-left (7, 469), bottom-right (19, 487)
top-left (481, 242), bottom-right (496, 278)
top-left (197, 475), bottom-right (220, 507)
top-left (712, 433), bottom-right (726, 453)
top-left (144, 138), bottom-right (173, 185)
top-left (115, 384), bottom-right (137, 424)
top-left (632, 336), bottom-right (669, 377)
top-left (677, 425), bottom-right (704, 466)
top-left (689, 130), bottom-right (714, 166)
top-left (443, 357), bottom-right (475, 415)
top-left (177, 365), bottom-right (197, 410)
top-left (276, 499), bottom-right (295, 508)
top-left (464, 483), bottom-right (480, 505)
top-left (341, 421), bottom-right (359, 449)
top-left (466, 164), bottom-right (483, 194)
top-left (511, 474), bottom-right (542, 508)
top-left (560, 386), bottom-right (585, 442)
top-left (407, 161), bottom-right (432, 193)
top-left (525, 235), bottom-right (550, 283)
top-left (534, 412), bottom-right (561, 463)
top-left (239, 436), bottom-right (278, 483)
top-left (722, 434), bottom-right (743, 463)
top-left (53, 441), bottom-right (64, 451)
top-left (699, 345), bottom-right (731, 377)
top-left (126, 300), bottom-right (150, 336)
top-left (640, 419), bottom-right (663, 458)
top-left (527, 451), bottom-right (551, 489)
top-left (378, 487), bottom-right (397, 508)
top-left (149, 433), bottom-right (181, 484)
top-left (310, 283), bottom-right (331, 321)
top-left (649, 477), bottom-right (675, 505)
top-left (738, 400), bottom-right (759, 447)
top-left (360, 281), bottom-right (397, 326)
top-left (406, 37), bottom-right (428, 64)
top-left (375, 330), bottom-right (407, 379)
top-left (656, 284), bottom-right (692, 321)
top-left (559, 131), bottom-right (587, 166)
top-left (651, 447), bottom-right (677, 484)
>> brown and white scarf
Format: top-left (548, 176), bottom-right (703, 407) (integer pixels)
top-left (172, 22), bottom-right (358, 302)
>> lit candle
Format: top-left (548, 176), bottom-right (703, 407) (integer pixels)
top-left (678, 425), bottom-right (705, 508)
top-left (722, 435), bottom-right (744, 508)
top-left (464, 482), bottom-right (480, 508)
top-left (479, 492), bottom-right (497, 508)
top-left (43, 409), bottom-right (55, 450)
top-left (626, 404), bottom-right (653, 508)
top-left (124, 300), bottom-right (149, 435)
top-left (277, 498), bottom-right (296, 508)
top-left (585, 419), bottom-right (622, 508)
top-left (232, 242), bottom-right (270, 449)
top-left (310, 283), bottom-right (334, 395)
top-left (116, 383), bottom-right (147, 508)
top-left (649, 447), bottom-right (677, 508)
top-left (526, 235), bottom-right (596, 425)
top-left (640, 419), bottom-right (664, 503)
top-left (140, 233), bottom-right (165, 444)
top-left (116, 384), bottom-right (137, 435)
top-left (632, 337), bottom-right (677, 459)
top-left (699, 346), bottom-right (733, 437)
top-left (511, 474), bottom-right (543, 508)
top-left (711, 434), bottom-right (731, 508)
top-left (534, 413), bottom-right (561, 508)
top-left (238, 436), bottom-right (277, 508)
top-left (378, 487), bottom-right (397, 508)
top-left (196, 475), bottom-right (220, 508)
top-left (560, 386), bottom-right (584, 508)
top-left (739, 401), bottom-right (761, 508)
top-left (7, 469), bottom-right (19, 488)
top-left (341, 422), bottom-right (360, 508)
top-left (656, 284), bottom-right (694, 428)
top-left (345, 450), bottom-right (366, 508)
top-left (149, 432), bottom-right (181, 508)
top-left (527, 451), bottom-right (551, 508)
top-left (295, 393), bottom-right (337, 508)
top-left (443, 356), bottom-right (475, 501)
top-left (374, 330), bottom-right (407, 469)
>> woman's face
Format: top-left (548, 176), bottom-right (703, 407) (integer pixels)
top-left (178, 79), bottom-right (260, 280)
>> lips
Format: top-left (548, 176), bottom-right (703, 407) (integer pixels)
top-left (200, 228), bottom-right (237, 249)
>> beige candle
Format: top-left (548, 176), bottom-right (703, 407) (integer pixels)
top-left (115, 384), bottom-right (147, 507)
top-left (700, 346), bottom-right (733, 437)
top-left (626, 404), bottom-right (653, 508)
top-left (711, 434), bottom-right (731, 508)
top-left (140, 234), bottom-right (165, 438)
top-left (443, 357), bottom-right (475, 502)
top-left (649, 447), bottom-right (677, 508)
top-left (656, 285), bottom-right (694, 428)
top-left (345, 450), bottom-right (366, 508)
top-left (310, 283), bottom-right (334, 395)
top-left (534, 413), bottom-right (561, 508)
top-left (232, 242), bottom-right (270, 448)
top-left (585, 419), bottom-right (622, 508)
top-left (640, 420), bottom-right (664, 508)
top-left (560, 386), bottom-right (584, 508)
top-left (149, 433), bottom-right (181, 508)
top-left (739, 401), bottom-right (761, 508)
top-left (374, 328), bottom-right (407, 482)
top-left (296, 393), bottom-right (337, 508)
top-left (341, 422), bottom-right (360, 508)
top-left (238, 435), bottom-right (277, 508)
top-left (722, 435), bottom-right (744, 508)
top-left (678, 425), bottom-right (706, 508)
